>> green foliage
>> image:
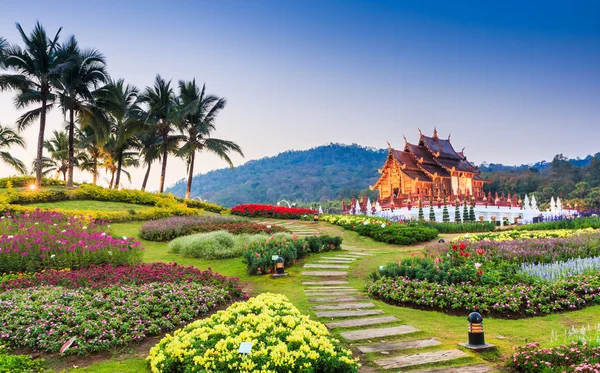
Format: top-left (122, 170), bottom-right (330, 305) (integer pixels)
top-left (177, 197), bottom-right (229, 214)
top-left (454, 200), bottom-right (461, 222)
top-left (0, 176), bottom-right (66, 188)
top-left (0, 345), bottom-right (49, 373)
top-left (428, 204), bottom-right (435, 222)
top-left (168, 231), bottom-right (268, 260)
top-left (514, 216), bottom-right (600, 231)
top-left (442, 205), bottom-right (450, 222)
top-left (418, 199), bottom-right (424, 220)
top-left (462, 201), bottom-right (468, 222)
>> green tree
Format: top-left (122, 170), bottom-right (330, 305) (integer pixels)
top-left (0, 22), bottom-right (67, 187)
top-left (56, 37), bottom-right (108, 188)
top-left (0, 124), bottom-right (27, 174)
top-left (177, 80), bottom-right (244, 199)
top-left (35, 130), bottom-right (70, 180)
top-left (442, 197), bottom-right (449, 222)
top-left (454, 199), bottom-right (461, 222)
top-left (141, 75), bottom-right (182, 193)
top-left (462, 200), bottom-right (468, 222)
top-left (418, 199), bottom-right (424, 220)
top-left (469, 204), bottom-right (475, 222)
top-left (138, 130), bottom-right (162, 191)
top-left (429, 197), bottom-right (435, 221)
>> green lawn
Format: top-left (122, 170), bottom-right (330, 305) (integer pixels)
top-left (27, 200), bottom-right (152, 212)
top-left (42, 218), bottom-right (600, 372)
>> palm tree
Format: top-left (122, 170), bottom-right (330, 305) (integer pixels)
top-left (137, 130), bottom-right (162, 191)
top-left (178, 80), bottom-right (243, 199)
top-left (140, 75), bottom-right (183, 193)
top-left (35, 129), bottom-right (70, 180)
top-left (0, 22), bottom-right (69, 188)
top-left (76, 126), bottom-right (104, 185)
top-left (0, 37), bottom-right (7, 66)
top-left (97, 79), bottom-right (144, 189)
top-left (102, 137), bottom-right (139, 189)
top-left (56, 37), bottom-right (108, 188)
top-left (0, 124), bottom-right (27, 174)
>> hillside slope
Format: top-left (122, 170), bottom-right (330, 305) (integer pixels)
top-left (167, 144), bottom-right (387, 206)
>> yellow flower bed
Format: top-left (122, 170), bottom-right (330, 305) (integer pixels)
top-left (147, 293), bottom-right (359, 373)
top-left (455, 228), bottom-right (597, 242)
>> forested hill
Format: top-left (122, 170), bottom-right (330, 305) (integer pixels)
top-left (167, 144), bottom-right (599, 208)
top-left (167, 144), bottom-right (387, 207)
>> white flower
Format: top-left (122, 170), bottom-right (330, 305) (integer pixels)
top-left (34, 222), bottom-right (39, 225)
top-left (0, 216), bottom-right (4, 219)
top-left (464, 233), bottom-right (470, 238)
top-left (61, 230), bottom-right (66, 233)
top-left (53, 224), bottom-right (57, 226)
top-left (101, 232), bottom-right (106, 236)
top-left (381, 223), bottom-right (386, 228)
top-left (50, 254), bottom-right (56, 259)
top-left (122, 236), bottom-right (127, 240)
top-left (474, 263), bottom-right (482, 269)
top-left (363, 221), bottom-right (369, 225)
top-left (7, 235), bottom-right (13, 239)
top-left (82, 226), bottom-right (87, 230)
top-left (108, 251), bottom-right (112, 256)
top-left (107, 225), bottom-right (111, 228)
top-left (266, 225), bottom-right (272, 229)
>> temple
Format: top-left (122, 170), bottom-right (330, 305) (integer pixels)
top-left (371, 128), bottom-right (486, 207)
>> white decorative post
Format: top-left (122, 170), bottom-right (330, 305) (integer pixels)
top-left (556, 197), bottom-right (562, 214)
top-left (375, 201), bottom-right (382, 215)
top-left (318, 205), bottom-right (323, 214)
top-left (531, 195), bottom-right (538, 211)
top-left (355, 199), bottom-right (361, 215)
top-left (366, 198), bottom-right (372, 216)
top-left (550, 196), bottom-right (556, 213)
top-left (523, 194), bottom-right (530, 211)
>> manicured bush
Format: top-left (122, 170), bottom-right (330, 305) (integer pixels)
top-left (508, 341), bottom-right (600, 372)
top-left (0, 210), bottom-right (142, 273)
top-left (168, 231), bottom-right (270, 259)
top-left (515, 216), bottom-right (600, 231)
top-left (0, 345), bottom-right (49, 373)
top-left (177, 198), bottom-right (229, 214)
top-left (242, 233), bottom-right (342, 275)
top-left (0, 264), bottom-right (245, 355)
top-left (147, 293), bottom-right (359, 373)
top-left (231, 203), bottom-right (316, 219)
top-left (139, 215), bottom-right (288, 241)
top-left (0, 176), bottom-right (66, 188)
top-left (409, 220), bottom-right (495, 233)
top-left (455, 228), bottom-right (596, 242)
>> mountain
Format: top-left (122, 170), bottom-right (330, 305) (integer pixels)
top-left (167, 145), bottom-right (599, 208)
top-left (167, 144), bottom-right (387, 207)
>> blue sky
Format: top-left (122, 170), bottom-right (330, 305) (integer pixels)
top-left (1, 0), bottom-right (598, 190)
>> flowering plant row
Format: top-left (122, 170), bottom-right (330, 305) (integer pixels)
top-left (0, 264), bottom-right (245, 354)
top-left (455, 228), bottom-right (596, 242)
top-left (147, 293), bottom-right (359, 373)
top-left (514, 215), bottom-right (600, 231)
top-left (368, 273), bottom-right (600, 317)
top-left (139, 215), bottom-right (288, 241)
top-left (320, 214), bottom-right (438, 245)
top-left (0, 211), bottom-right (142, 273)
top-left (231, 204), bottom-right (316, 219)
top-left (242, 233), bottom-right (342, 275)
top-left (508, 341), bottom-right (600, 372)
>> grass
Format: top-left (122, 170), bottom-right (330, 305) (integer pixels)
top-left (27, 200), bottom-right (152, 212)
top-left (26, 217), bottom-right (600, 372)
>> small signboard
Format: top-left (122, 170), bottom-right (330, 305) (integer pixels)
top-left (271, 255), bottom-right (279, 261)
top-left (238, 342), bottom-right (253, 355)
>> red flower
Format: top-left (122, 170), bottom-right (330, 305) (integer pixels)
top-left (476, 248), bottom-right (485, 255)
top-left (451, 244), bottom-right (458, 251)
top-left (459, 242), bottom-right (466, 250)
top-left (477, 270), bottom-right (483, 275)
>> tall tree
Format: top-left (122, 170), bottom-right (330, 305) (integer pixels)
top-left (0, 124), bottom-right (27, 174)
top-left (0, 22), bottom-right (68, 187)
top-left (138, 130), bottom-right (162, 191)
top-left (0, 37), bottom-right (7, 66)
top-left (36, 129), bottom-right (69, 180)
top-left (96, 79), bottom-right (144, 189)
top-left (178, 80), bottom-right (243, 199)
top-left (102, 137), bottom-right (139, 189)
top-left (141, 75), bottom-right (182, 193)
top-left (76, 126), bottom-right (104, 185)
top-left (56, 37), bottom-right (108, 188)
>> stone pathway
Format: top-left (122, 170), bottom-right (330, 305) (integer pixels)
top-left (300, 248), bottom-right (495, 372)
top-left (254, 219), bottom-right (319, 237)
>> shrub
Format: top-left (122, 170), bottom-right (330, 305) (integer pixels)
top-left (515, 216), bottom-right (600, 231)
top-left (0, 176), bottom-right (65, 188)
top-left (147, 293), bottom-right (359, 373)
top-left (139, 215), bottom-right (288, 241)
top-left (0, 264), bottom-right (245, 355)
top-left (0, 345), bottom-right (49, 373)
top-left (177, 198), bottom-right (229, 214)
top-left (168, 231), bottom-right (270, 259)
top-left (0, 210), bottom-right (142, 273)
top-left (242, 233), bottom-right (343, 275)
top-left (231, 203), bottom-right (316, 219)
top-left (508, 341), bottom-right (600, 372)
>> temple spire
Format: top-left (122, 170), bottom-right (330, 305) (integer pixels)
top-left (433, 127), bottom-right (438, 139)
top-left (447, 132), bottom-right (451, 140)
top-left (387, 141), bottom-right (392, 149)
top-left (418, 128), bottom-right (422, 136)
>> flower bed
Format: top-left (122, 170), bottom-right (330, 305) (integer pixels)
top-left (0, 210), bottom-right (142, 273)
top-left (147, 293), bottom-right (359, 373)
top-left (231, 204), bottom-right (316, 219)
top-left (168, 231), bottom-right (270, 259)
top-left (139, 215), bottom-right (288, 241)
top-left (0, 344), bottom-right (49, 373)
top-left (0, 264), bottom-right (245, 354)
top-left (243, 233), bottom-right (342, 275)
top-left (369, 231), bottom-right (600, 317)
top-left (456, 228), bottom-right (596, 242)
top-left (320, 214), bottom-right (438, 245)
top-left (508, 341), bottom-right (600, 372)
top-left (514, 215), bottom-right (600, 231)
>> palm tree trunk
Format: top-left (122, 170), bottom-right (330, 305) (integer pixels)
top-left (141, 162), bottom-right (151, 191)
top-left (114, 150), bottom-right (123, 190)
top-left (92, 158), bottom-right (98, 185)
top-left (159, 144), bottom-right (168, 193)
top-left (35, 100), bottom-right (47, 188)
top-left (185, 152), bottom-right (195, 199)
top-left (67, 109), bottom-right (75, 188)
top-left (109, 170), bottom-right (115, 189)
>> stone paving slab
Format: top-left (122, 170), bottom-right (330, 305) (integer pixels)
top-left (308, 296), bottom-right (368, 303)
top-left (325, 316), bottom-right (399, 329)
top-left (316, 309), bottom-right (384, 318)
top-left (303, 286), bottom-right (355, 290)
top-left (374, 349), bottom-right (469, 369)
top-left (305, 291), bottom-right (361, 296)
top-left (345, 252), bottom-right (373, 256)
top-left (316, 260), bottom-right (356, 264)
top-left (313, 302), bottom-right (376, 310)
top-left (333, 256), bottom-right (361, 259)
top-left (304, 264), bottom-right (350, 269)
top-left (409, 364), bottom-right (493, 373)
top-left (340, 325), bottom-right (419, 341)
top-left (319, 257), bottom-right (355, 261)
top-left (356, 338), bottom-right (441, 353)
top-left (301, 280), bottom-right (349, 285)
top-left (301, 271), bottom-right (348, 276)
